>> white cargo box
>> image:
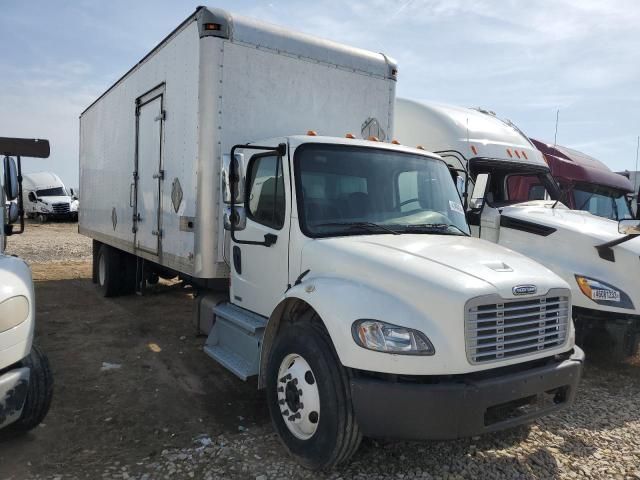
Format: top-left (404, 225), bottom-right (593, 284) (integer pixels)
top-left (79, 7), bottom-right (397, 279)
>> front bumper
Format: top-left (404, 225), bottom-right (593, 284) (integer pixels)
top-left (0, 367), bottom-right (30, 429)
top-left (351, 347), bottom-right (584, 440)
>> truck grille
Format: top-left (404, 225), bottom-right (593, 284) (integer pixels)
top-left (465, 290), bottom-right (570, 364)
top-left (52, 203), bottom-right (70, 214)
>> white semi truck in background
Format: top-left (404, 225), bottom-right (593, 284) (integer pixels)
top-left (0, 137), bottom-right (53, 433)
top-left (22, 171), bottom-right (79, 222)
top-left (79, 7), bottom-right (583, 469)
top-left (395, 98), bottom-right (640, 359)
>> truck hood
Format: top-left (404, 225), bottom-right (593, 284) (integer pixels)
top-left (38, 196), bottom-right (70, 203)
top-left (497, 201), bottom-right (640, 314)
top-left (502, 201), bottom-right (640, 252)
top-left (301, 233), bottom-right (568, 300)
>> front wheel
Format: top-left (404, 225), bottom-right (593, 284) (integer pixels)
top-left (9, 345), bottom-right (53, 433)
top-left (266, 312), bottom-right (361, 470)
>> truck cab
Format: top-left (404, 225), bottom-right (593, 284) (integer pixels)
top-left (213, 134), bottom-right (584, 467)
top-left (395, 98), bottom-right (640, 358)
top-left (529, 139), bottom-right (635, 221)
top-left (22, 171), bottom-right (78, 222)
top-left (0, 138), bottom-right (53, 433)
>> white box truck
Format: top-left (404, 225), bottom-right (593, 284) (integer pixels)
top-left (395, 99), bottom-right (640, 359)
top-left (80, 8), bottom-right (583, 469)
top-left (22, 171), bottom-right (79, 222)
top-left (0, 138), bottom-right (53, 433)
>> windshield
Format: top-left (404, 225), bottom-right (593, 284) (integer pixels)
top-left (36, 187), bottom-right (67, 197)
top-left (573, 184), bottom-right (633, 221)
top-left (295, 144), bottom-right (470, 237)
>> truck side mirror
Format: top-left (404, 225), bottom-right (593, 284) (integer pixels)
top-left (7, 202), bottom-right (18, 224)
top-left (223, 205), bottom-right (247, 231)
top-left (619, 219), bottom-right (640, 235)
top-left (469, 173), bottom-right (489, 210)
top-left (455, 176), bottom-right (465, 199)
top-left (222, 153), bottom-right (245, 204)
top-left (28, 191), bottom-right (36, 202)
top-left (3, 156), bottom-right (19, 201)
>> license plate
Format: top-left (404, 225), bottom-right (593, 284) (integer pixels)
top-left (592, 289), bottom-right (620, 302)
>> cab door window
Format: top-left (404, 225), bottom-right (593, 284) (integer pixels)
top-left (246, 155), bottom-right (285, 230)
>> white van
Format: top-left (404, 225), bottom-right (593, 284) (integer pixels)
top-left (22, 171), bottom-right (78, 222)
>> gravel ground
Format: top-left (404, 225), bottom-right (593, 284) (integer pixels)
top-left (1, 223), bottom-right (639, 479)
top-left (6, 220), bottom-right (91, 263)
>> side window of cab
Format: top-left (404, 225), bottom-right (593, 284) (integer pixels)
top-left (245, 155), bottom-right (286, 230)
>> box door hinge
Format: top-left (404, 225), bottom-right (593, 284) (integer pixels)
top-left (152, 229), bottom-right (163, 238)
top-left (153, 170), bottom-right (165, 180)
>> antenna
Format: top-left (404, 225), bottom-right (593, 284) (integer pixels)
top-left (466, 117), bottom-right (470, 145)
top-left (635, 135), bottom-right (639, 194)
top-left (553, 109), bottom-right (560, 147)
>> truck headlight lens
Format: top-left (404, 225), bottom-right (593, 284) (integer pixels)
top-left (575, 275), bottom-right (634, 309)
top-left (0, 295), bottom-right (29, 333)
top-left (351, 320), bottom-right (435, 355)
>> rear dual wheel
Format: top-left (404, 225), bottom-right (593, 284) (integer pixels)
top-left (266, 312), bottom-right (361, 470)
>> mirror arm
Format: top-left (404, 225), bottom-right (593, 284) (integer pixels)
top-left (229, 143), bottom-right (287, 247)
top-left (15, 156), bottom-right (24, 235)
top-left (595, 234), bottom-right (636, 261)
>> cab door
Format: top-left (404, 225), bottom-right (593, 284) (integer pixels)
top-left (230, 150), bottom-right (290, 317)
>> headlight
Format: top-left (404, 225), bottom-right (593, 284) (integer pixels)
top-left (0, 295), bottom-right (29, 333)
top-left (575, 275), bottom-right (634, 309)
top-left (351, 320), bottom-right (435, 355)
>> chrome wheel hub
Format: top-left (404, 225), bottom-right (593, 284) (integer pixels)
top-left (277, 353), bottom-right (320, 440)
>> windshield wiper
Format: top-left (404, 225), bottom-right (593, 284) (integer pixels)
top-left (401, 223), bottom-right (470, 236)
top-left (313, 221), bottom-right (400, 235)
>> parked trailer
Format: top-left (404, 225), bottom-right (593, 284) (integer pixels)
top-left (0, 137), bottom-right (53, 433)
top-left (80, 8), bottom-right (583, 469)
top-left (22, 171), bottom-right (79, 222)
top-left (395, 98), bottom-right (640, 359)
top-left (527, 140), bottom-right (635, 222)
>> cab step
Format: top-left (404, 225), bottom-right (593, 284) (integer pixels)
top-left (204, 302), bottom-right (267, 380)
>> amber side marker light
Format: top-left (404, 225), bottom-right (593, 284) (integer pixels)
top-left (470, 145), bottom-right (478, 155)
top-left (204, 23), bottom-right (222, 31)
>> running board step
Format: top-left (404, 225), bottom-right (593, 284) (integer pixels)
top-left (205, 303), bottom-right (267, 381)
top-left (203, 345), bottom-right (255, 381)
top-left (212, 303), bottom-right (267, 333)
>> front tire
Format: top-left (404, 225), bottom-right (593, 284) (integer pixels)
top-left (9, 345), bottom-right (53, 433)
top-left (266, 311), bottom-right (361, 470)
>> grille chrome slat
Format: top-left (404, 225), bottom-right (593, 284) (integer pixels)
top-left (470, 300), bottom-right (568, 315)
top-left (468, 329), bottom-right (566, 349)
top-left (473, 337), bottom-right (567, 360)
top-left (468, 324), bottom-right (567, 341)
top-left (468, 315), bottom-right (567, 333)
top-left (467, 306), bottom-right (569, 323)
top-left (465, 290), bottom-right (570, 364)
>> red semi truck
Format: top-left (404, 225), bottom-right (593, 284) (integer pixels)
top-left (529, 139), bottom-right (635, 221)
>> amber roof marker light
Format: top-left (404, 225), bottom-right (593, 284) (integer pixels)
top-left (204, 23), bottom-right (222, 31)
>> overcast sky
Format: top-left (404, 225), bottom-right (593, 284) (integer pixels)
top-left (1, 0), bottom-right (639, 187)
